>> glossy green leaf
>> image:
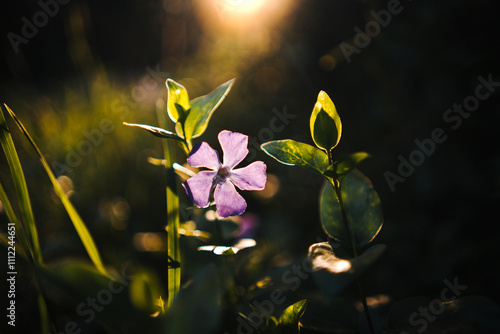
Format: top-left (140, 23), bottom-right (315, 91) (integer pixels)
top-left (310, 91), bottom-right (341, 152)
top-left (184, 78), bottom-right (234, 140)
top-left (320, 170), bottom-right (383, 248)
top-left (4, 104), bottom-right (107, 276)
top-left (324, 152), bottom-right (371, 180)
top-left (261, 140), bottom-right (329, 175)
top-left (279, 299), bottom-right (307, 333)
top-left (166, 79), bottom-right (190, 124)
top-left (0, 106), bottom-right (41, 264)
top-left (123, 122), bottom-right (184, 140)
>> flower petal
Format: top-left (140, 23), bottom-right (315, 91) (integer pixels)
top-left (187, 142), bottom-right (221, 170)
top-left (214, 180), bottom-right (247, 218)
top-left (230, 161), bottom-right (267, 191)
top-left (218, 130), bottom-right (249, 169)
top-left (182, 171), bottom-right (217, 208)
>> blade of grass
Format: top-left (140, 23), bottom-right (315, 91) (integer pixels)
top-left (156, 100), bottom-right (181, 308)
top-left (0, 180), bottom-right (33, 264)
top-left (3, 104), bottom-right (107, 276)
top-left (0, 106), bottom-right (41, 264)
top-left (0, 110), bottom-right (52, 334)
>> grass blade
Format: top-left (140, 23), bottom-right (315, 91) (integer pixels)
top-left (0, 106), bottom-right (41, 263)
top-left (3, 104), bottom-right (107, 276)
top-left (0, 180), bottom-right (33, 263)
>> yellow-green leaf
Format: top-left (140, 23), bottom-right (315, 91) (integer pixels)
top-left (166, 79), bottom-right (190, 125)
top-left (310, 91), bottom-right (342, 152)
top-left (261, 140), bottom-right (329, 176)
top-left (184, 78), bottom-right (234, 140)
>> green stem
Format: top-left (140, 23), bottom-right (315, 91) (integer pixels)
top-left (157, 108), bottom-right (181, 309)
top-left (331, 179), bottom-right (356, 258)
top-left (330, 178), bottom-right (375, 334)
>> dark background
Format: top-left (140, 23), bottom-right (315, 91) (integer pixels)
top-left (1, 0), bottom-right (500, 332)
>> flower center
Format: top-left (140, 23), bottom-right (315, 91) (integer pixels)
top-left (217, 167), bottom-right (230, 180)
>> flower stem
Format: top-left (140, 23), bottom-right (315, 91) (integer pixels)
top-left (157, 106), bottom-right (181, 309)
top-left (330, 178), bottom-right (375, 334)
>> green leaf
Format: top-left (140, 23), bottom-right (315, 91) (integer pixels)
top-left (166, 79), bottom-right (190, 124)
top-left (184, 78), bottom-right (234, 140)
top-left (324, 152), bottom-right (371, 180)
top-left (0, 106), bottom-right (41, 264)
top-left (261, 140), bottom-right (329, 175)
top-left (320, 170), bottom-right (383, 248)
top-left (3, 104), bottom-right (107, 276)
top-left (310, 91), bottom-right (341, 152)
top-left (279, 299), bottom-right (307, 333)
top-left (122, 122), bottom-right (183, 140)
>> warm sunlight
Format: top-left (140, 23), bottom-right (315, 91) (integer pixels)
top-left (217, 0), bottom-right (266, 15)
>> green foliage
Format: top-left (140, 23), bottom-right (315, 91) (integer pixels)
top-left (260, 91), bottom-right (381, 252)
top-left (122, 122), bottom-right (184, 140)
top-left (324, 152), bottom-right (371, 180)
top-left (128, 78), bottom-right (234, 154)
top-left (3, 104), bottom-right (107, 276)
top-left (310, 91), bottom-right (341, 154)
top-left (244, 300), bottom-right (307, 334)
top-left (0, 105), bottom-right (41, 264)
top-left (184, 78), bottom-right (234, 141)
top-left (261, 140), bottom-right (329, 176)
top-left (124, 78), bottom-right (234, 309)
top-left (166, 79), bottom-right (191, 125)
top-left (320, 170), bottom-right (383, 248)
top-left (278, 299), bottom-right (307, 333)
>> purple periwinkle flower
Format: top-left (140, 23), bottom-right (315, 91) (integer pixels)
top-left (182, 130), bottom-right (267, 218)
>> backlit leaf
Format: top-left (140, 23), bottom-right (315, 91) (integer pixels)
top-left (261, 140), bottom-right (329, 176)
top-left (166, 79), bottom-right (190, 125)
top-left (320, 170), bottom-right (383, 248)
top-left (279, 299), bottom-right (307, 333)
top-left (184, 78), bottom-right (234, 140)
top-left (310, 91), bottom-right (341, 152)
top-left (123, 122), bottom-right (183, 140)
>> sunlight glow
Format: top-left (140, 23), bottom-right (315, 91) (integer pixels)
top-left (218, 0), bottom-right (266, 14)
